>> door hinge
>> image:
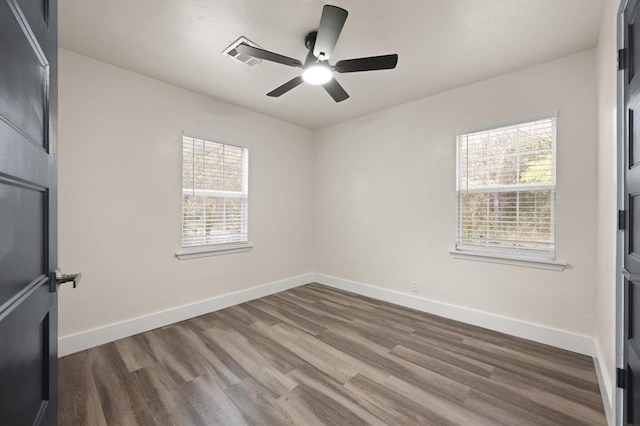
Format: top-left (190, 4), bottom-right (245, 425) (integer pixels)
top-left (619, 209), bottom-right (627, 230)
top-left (619, 48), bottom-right (628, 70)
top-left (618, 367), bottom-right (627, 388)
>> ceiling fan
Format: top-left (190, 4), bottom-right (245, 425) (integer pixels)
top-left (236, 4), bottom-right (398, 102)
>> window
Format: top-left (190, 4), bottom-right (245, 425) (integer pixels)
top-left (181, 135), bottom-right (249, 249)
top-left (456, 117), bottom-right (556, 259)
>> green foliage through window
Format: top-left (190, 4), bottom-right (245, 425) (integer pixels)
top-left (182, 136), bottom-right (248, 247)
top-left (456, 118), bottom-right (556, 256)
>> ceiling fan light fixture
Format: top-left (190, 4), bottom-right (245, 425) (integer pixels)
top-left (302, 63), bottom-right (333, 85)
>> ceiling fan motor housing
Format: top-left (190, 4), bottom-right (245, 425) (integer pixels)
top-left (304, 31), bottom-right (318, 51)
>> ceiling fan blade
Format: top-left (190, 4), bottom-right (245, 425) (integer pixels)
top-left (236, 43), bottom-right (302, 67)
top-left (304, 50), bottom-right (317, 65)
top-left (323, 78), bottom-right (349, 102)
top-left (335, 54), bottom-right (399, 73)
top-left (267, 76), bottom-right (304, 97)
top-left (313, 5), bottom-right (348, 60)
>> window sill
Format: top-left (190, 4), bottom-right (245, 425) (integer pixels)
top-left (175, 243), bottom-right (253, 260)
top-left (449, 249), bottom-right (567, 271)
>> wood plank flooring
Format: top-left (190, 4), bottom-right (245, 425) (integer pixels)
top-left (58, 283), bottom-right (606, 425)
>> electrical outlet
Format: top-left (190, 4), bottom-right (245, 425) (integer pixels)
top-left (411, 281), bottom-right (419, 292)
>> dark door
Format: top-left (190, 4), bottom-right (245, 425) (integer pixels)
top-left (623, 0), bottom-right (640, 423)
top-left (0, 0), bottom-right (58, 424)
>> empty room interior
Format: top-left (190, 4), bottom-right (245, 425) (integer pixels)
top-left (2, 0), bottom-right (636, 424)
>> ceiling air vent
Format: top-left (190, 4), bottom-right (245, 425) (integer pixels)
top-left (222, 36), bottom-right (263, 67)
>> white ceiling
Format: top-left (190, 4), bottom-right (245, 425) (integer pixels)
top-left (59, 0), bottom-right (606, 130)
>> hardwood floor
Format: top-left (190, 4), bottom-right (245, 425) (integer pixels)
top-left (58, 284), bottom-right (606, 425)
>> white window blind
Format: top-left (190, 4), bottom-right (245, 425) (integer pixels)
top-left (456, 117), bottom-right (556, 258)
top-left (182, 136), bottom-right (248, 248)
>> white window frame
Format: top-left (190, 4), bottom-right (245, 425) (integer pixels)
top-left (449, 114), bottom-right (566, 271)
top-left (175, 135), bottom-right (252, 260)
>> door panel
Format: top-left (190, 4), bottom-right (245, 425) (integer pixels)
top-left (632, 280), bottom-right (640, 343)
top-left (0, 0), bottom-right (58, 424)
top-left (629, 3), bottom-right (640, 84)
top-left (630, 194), bottom-right (640, 261)
top-left (0, 289), bottom-right (51, 424)
top-left (17, 0), bottom-right (50, 36)
top-left (626, 89), bottom-right (640, 277)
top-left (630, 347), bottom-right (640, 424)
top-left (0, 182), bottom-right (46, 305)
top-left (631, 107), bottom-right (640, 166)
top-left (625, 276), bottom-right (640, 425)
top-left (0, 0), bottom-right (48, 148)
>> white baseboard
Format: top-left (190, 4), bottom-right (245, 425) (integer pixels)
top-left (312, 273), bottom-right (595, 356)
top-left (594, 340), bottom-right (615, 426)
top-left (60, 270), bottom-right (595, 358)
top-left (58, 273), bottom-right (314, 357)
